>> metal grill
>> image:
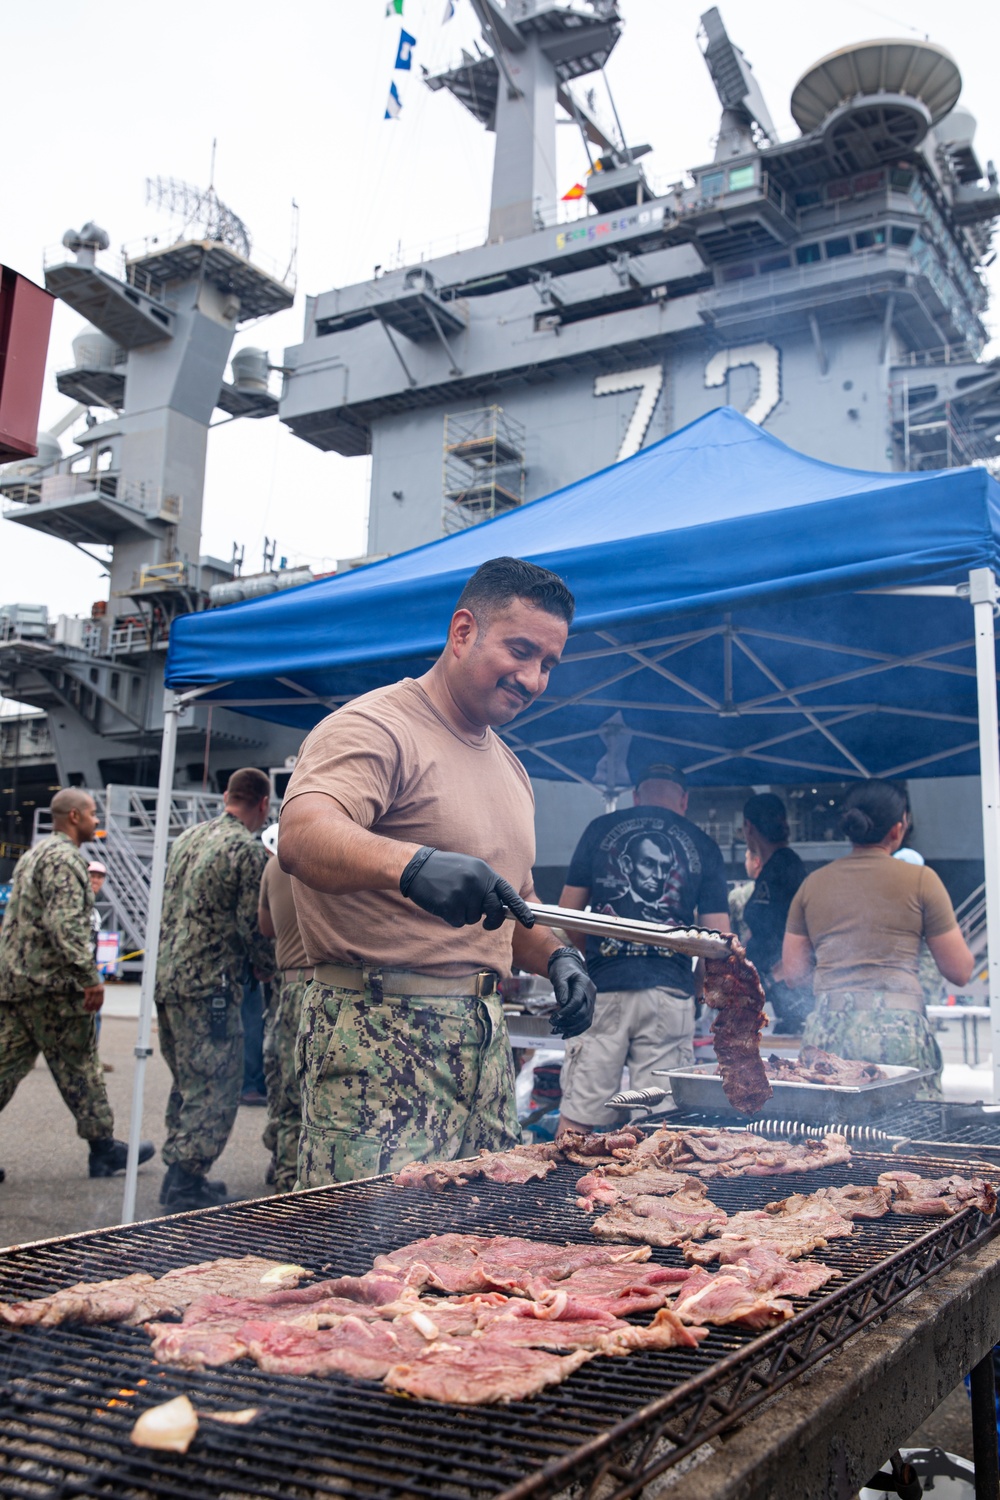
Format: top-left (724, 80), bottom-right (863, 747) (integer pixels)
top-left (0, 1152), bottom-right (996, 1500)
top-left (666, 1099), bottom-right (1000, 1158)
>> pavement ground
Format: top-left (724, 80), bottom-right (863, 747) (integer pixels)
top-left (0, 988), bottom-right (987, 1464)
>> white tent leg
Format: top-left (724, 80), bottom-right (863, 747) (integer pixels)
top-left (121, 693), bottom-right (180, 1223)
top-left (969, 569), bottom-right (1000, 1103)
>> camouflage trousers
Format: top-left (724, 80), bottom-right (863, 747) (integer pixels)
top-left (0, 993), bottom-right (114, 1141)
top-left (263, 972), bottom-right (308, 1192)
top-left (296, 980), bottom-right (521, 1187)
top-left (157, 990), bottom-right (244, 1175)
top-left (802, 993), bottom-right (943, 1098)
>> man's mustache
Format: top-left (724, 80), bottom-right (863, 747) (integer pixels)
top-left (498, 678), bottom-right (532, 704)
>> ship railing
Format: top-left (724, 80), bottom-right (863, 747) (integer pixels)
top-left (894, 343), bottom-right (982, 368)
top-left (107, 621), bottom-right (151, 657)
top-left (380, 199), bottom-right (594, 273)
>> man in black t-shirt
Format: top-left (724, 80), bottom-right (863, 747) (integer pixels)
top-left (556, 751), bottom-right (730, 1133)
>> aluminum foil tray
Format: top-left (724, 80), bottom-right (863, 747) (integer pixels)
top-left (666, 1061), bottom-right (933, 1123)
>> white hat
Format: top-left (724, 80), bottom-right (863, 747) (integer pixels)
top-left (261, 823), bottom-right (279, 856)
top-left (893, 847), bottom-right (925, 865)
top-left (87, 860), bottom-right (107, 875)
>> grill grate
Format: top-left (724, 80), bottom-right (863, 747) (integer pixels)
top-left (664, 1100), bottom-right (1000, 1157)
top-left (0, 1152), bottom-right (996, 1500)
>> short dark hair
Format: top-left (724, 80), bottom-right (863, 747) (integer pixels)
top-left (743, 793), bottom-right (790, 845)
top-left (225, 767), bottom-right (271, 806)
top-left (456, 557), bottom-right (575, 628)
top-left (627, 743), bottom-right (687, 791)
top-left (838, 779), bottom-right (909, 846)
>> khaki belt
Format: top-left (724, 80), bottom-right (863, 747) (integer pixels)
top-left (280, 966), bottom-right (314, 980)
top-left (313, 963), bottom-right (498, 998)
top-left (819, 990), bottom-right (925, 1015)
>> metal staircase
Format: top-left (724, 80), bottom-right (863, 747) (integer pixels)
top-left (32, 785), bottom-right (224, 969)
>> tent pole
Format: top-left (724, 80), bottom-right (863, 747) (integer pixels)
top-left (121, 692), bottom-right (180, 1223)
top-left (969, 569), bottom-right (1000, 1104)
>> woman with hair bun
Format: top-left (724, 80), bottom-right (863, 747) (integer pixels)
top-left (782, 780), bottom-right (974, 1092)
top-left (741, 794), bottom-right (808, 1034)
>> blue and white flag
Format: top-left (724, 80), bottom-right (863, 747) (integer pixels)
top-left (385, 80), bottom-right (403, 118)
top-left (394, 28), bottom-right (416, 69)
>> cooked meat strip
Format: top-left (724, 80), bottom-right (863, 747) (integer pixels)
top-left (384, 1340), bottom-right (593, 1404)
top-left (146, 1321), bottom-right (252, 1370)
top-left (878, 1171), bottom-right (997, 1217)
top-left (764, 1048), bottom-right (886, 1086)
top-left (559, 1129), bottom-right (642, 1166)
top-left (804, 1183), bottom-right (891, 1219)
top-left (591, 1186), bottom-right (727, 1248)
top-left (575, 1166), bottom-right (690, 1211)
top-left (393, 1146), bottom-right (560, 1191)
top-left (684, 1193), bottom-right (855, 1264)
top-left (703, 946), bottom-right (772, 1114)
top-left (742, 1136), bottom-right (852, 1177)
top-left (0, 1256), bottom-right (310, 1330)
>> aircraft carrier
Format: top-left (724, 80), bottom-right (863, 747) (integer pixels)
top-left (2, 2), bottom-right (999, 903)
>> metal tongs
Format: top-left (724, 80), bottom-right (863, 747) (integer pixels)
top-left (508, 903), bottom-right (734, 960)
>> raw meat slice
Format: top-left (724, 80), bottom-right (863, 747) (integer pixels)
top-left (672, 1275), bottom-right (793, 1330)
top-left (684, 1197), bottom-right (855, 1264)
top-left (878, 1172), bottom-right (997, 1217)
top-left (384, 1340), bottom-right (593, 1404)
top-left (374, 1234), bottom-right (651, 1295)
top-left (703, 947), bottom-right (772, 1114)
top-left (242, 1314), bottom-right (425, 1379)
top-left (519, 1263), bottom-right (691, 1316)
top-left (724, 1246), bottom-right (840, 1297)
top-left (806, 1184), bottom-right (891, 1220)
top-left (604, 1306), bottom-right (708, 1351)
top-left (0, 1256), bottom-right (311, 1331)
top-left (146, 1320), bottom-right (251, 1369)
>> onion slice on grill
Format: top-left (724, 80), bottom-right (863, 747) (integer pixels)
top-left (130, 1394), bottom-right (199, 1453)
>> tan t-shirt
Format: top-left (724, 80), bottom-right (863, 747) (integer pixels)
top-left (259, 855), bottom-right (310, 972)
top-left (785, 846), bottom-right (957, 998)
top-left (281, 677), bottom-right (536, 977)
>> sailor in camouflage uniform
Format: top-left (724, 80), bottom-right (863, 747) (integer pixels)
top-left (0, 788), bottom-right (154, 1177)
top-left (279, 559), bottom-right (596, 1187)
top-left (257, 823), bottom-right (310, 1192)
top-left (155, 768), bottom-right (275, 1211)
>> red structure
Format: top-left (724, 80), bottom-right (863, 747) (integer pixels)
top-left (0, 266), bottom-right (54, 462)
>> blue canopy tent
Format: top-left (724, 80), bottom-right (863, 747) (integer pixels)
top-left (118, 408), bottom-right (1000, 1218)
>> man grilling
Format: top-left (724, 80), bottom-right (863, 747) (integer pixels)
top-left (279, 556), bottom-right (596, 1186)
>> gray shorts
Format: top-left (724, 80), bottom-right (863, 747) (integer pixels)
top-left (559, 986), bottom-right (695, 1130)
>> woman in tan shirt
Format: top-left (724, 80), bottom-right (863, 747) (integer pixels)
top-left (782, 780), bottom-right (973, 1092)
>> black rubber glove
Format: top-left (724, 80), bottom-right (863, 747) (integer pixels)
top-left (547, 946), bottom-right (596, 1038)
top-left (399, 846), bottom-right (535, 931)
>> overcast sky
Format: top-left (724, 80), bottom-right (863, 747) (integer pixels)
top-left (2, 0), bottom-right (997, 624)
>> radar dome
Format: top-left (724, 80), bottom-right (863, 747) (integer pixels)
top-left (33, 432), bottom-right (63, 468)
top-left (791, 39), bottom-right (961, 134)
top-left (231, 347), bottom-right (270, 393)
top-left (72, 328), bottom-right (122, 372)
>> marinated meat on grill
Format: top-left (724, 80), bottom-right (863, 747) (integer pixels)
top-left (671, 1273), bottom-right (794, 1330)
top-left (0, 1256), bottom-right (310, 1330)
top-left (384, 1340), bottom-right (594, 1404)
top-left (684, 1195), bottom-right (855, 1264)
top-left (764, 1048), bottom-right (887, 1086)
top-left (703, 947), bottom-right (772, 1115)
top-left (575, 1167), bottom-right (690, 1211)
top-left (518, 1263), bottom-right (691, 1316)
top-left (724, 1246), bottom-right (840, 1297)
top-left (393, 1145), bottom-right (561, 1191)
top-left (559, 1129), bottom-right (642, 1166)
top-left (147, 1320), bottom-right (252, 1369)
top-left (878, 1172), bottom-right (998, 1217)
top-left (591, 1186), bottom-right (727, 1248)
top-left (373, 1234), bottom-right (651, 1294)
top-left (742, 1137), bottom-right (852, 1177)
top-left (243, 1314), bottom-right (428, 1379)
top-left (804, 1183), bottom-right (891, 1219)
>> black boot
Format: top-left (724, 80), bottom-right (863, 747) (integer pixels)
top-left (89, 1138), bottom-right (156, 1178)
top-left (159, 1162), bottom-right (227, 1207)
top-left (162, 1166), bottom-right (231, 1212)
